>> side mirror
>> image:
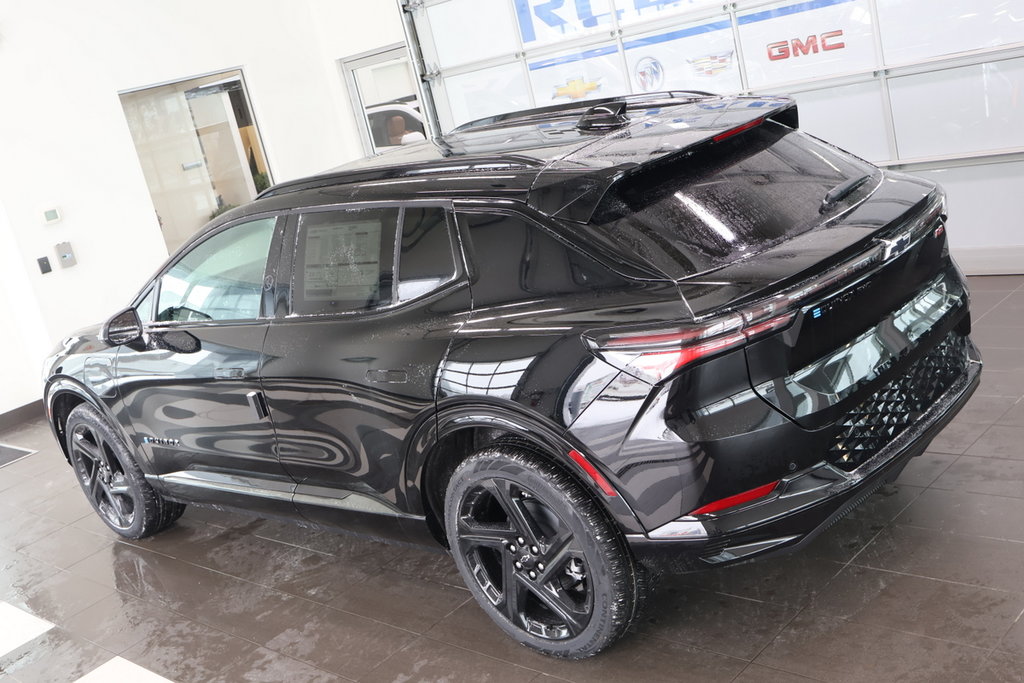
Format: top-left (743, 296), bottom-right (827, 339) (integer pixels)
top-left (102, 307), bottom-right (143, 346)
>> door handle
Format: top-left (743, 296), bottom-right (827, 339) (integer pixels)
top-left (215, 367), bottom-right (246, 380)
top-left (246, 390), bottom-right (270, 420)
top-left (365, 369), bottom-right (408, 384)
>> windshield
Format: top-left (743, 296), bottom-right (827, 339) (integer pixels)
top-left (589, 121), bottom-right (878, 279)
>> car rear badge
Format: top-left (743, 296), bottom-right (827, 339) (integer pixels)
top-left (878, 230), bottom-right (914, 262)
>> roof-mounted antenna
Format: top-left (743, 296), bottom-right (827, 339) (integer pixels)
top-left (577, 100), bottom-right (629, 132)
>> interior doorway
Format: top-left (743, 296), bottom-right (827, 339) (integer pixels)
top-left (120, 70), bottom-right (271, 253)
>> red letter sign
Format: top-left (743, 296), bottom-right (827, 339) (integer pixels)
top-left (822, 30), bottom-right (846, 51)
top-left (767, 41), bottom-right (790, 61)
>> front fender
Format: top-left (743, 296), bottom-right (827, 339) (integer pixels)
top-left (44, 377), bottom-right (134, 467)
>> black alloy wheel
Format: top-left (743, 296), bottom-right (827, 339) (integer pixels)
top-left (445, 446), bottom-right (642, 658)
top-left (64, 403), bottom-right (185, 539)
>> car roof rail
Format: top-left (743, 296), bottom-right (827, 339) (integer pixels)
top-left (452, 91), bottom-right (717, 133)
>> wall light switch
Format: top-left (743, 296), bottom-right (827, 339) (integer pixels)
top-left (38, 257), bottom-right (52, 274)
top-left (55, 241), bottom-right (77, 268)
top-left (43, 208), bottom-right (62, 224)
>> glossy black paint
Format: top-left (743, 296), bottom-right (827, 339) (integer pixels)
top-left (44, 92), bottom-right (980, 570)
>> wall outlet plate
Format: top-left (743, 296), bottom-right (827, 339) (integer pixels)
top-left (55, 241), bottom-right (76, 268)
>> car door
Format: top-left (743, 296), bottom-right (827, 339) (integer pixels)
top-left (260, 203), bottom-right (470, 535)
top-left (115, 214), bottom-right (296, 513)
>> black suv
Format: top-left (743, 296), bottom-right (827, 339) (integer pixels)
top-left (44, 93), bottom-right (981, 658)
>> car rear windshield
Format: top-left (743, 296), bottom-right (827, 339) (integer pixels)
top-left (589, 121), bottom-right (878, 279)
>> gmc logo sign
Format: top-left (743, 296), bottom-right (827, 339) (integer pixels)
top-left (768, 30), bottom-right (845, 61)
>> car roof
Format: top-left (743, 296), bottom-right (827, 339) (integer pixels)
top-left (212, 92), bottom-right (797, 237)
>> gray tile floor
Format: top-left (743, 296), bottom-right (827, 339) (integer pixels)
top-left (0, 275), bottom-right (1022, 682)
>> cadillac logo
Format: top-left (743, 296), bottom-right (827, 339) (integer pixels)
top-left (634, 57), bottom-right (664, 92)
top-left (688, 51), bottom-right (734, 77)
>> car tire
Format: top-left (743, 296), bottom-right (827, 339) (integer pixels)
top-left (445, 445), bottom-right (641, 658)
top-left (65, 403), bottom-right (185, 539)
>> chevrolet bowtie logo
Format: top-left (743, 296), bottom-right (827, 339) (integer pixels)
top-left (877, 230), bottom-right (914, 262)
top-left (554, 78), bottom-right (600, 100)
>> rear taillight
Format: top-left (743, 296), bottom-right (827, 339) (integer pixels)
top-left (584, 308), bottom-right (795, 384)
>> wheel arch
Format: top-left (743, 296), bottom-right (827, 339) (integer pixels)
top-left (403, 398), bottom-right (646, 547)
top-left (45, 378), bottom-right (128, 465)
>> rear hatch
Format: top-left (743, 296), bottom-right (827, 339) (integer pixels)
top-left (580, 114), bottom-right (970, 468)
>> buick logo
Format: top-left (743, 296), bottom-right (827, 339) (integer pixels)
top-left (635, 57), bottom-right (664, 92)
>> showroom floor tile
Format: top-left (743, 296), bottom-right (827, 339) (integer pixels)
top-left (0, 275), bottom-right (1022, 682)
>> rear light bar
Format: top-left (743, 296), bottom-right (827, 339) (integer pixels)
top-left (689, 480), bottom-right (780, 516)
top-left (584, 306), bottom-right (795, 385)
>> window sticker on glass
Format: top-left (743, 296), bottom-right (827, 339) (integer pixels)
top-left (303, 220), bottom-right (382, 302)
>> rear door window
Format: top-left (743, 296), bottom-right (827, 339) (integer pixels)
top-left (397, 207), bottom-right (457, 302)
top-left (291, 208), bottom-right (398, 316)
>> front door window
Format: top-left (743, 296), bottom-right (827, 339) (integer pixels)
top-left (156, 217), bottom-right (276, 323)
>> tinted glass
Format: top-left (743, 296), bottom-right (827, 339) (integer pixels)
top-left (397, 207), bottom-right (456, 302)
top-left (156, 217), bottom-right (276, 322)
top-left (462, 212), bottom-right (622, 306)
top-left (291, 208), bottom-right (398, 315)
top-left (590, 122), bottom-right (878, 278)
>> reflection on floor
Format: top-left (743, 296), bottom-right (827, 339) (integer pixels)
top-left (1, 275), bottom-right (1023, 682)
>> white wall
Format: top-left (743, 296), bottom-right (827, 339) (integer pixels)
top-left (0, 200), bottom-right (51, 410)
top-left (915, 160), bottom-right (1024, 273)
top-left (0, 0), bottom-right (405, 414)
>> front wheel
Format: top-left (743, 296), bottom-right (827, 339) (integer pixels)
top-left (444, 446), bottom-right (641, 658)
top-left (64, 403), bottom-right (185, 539)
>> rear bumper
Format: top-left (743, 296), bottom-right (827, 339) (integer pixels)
top-left (626, 338), bottom-right (981, 572)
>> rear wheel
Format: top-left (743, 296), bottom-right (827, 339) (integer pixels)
top-left (445, 446), bottom-right (640, 658)
top-left (65, 403), bottom-right (185, 539)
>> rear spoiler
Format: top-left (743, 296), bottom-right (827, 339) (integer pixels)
top-left (527, 98), bottom-right (799, 224)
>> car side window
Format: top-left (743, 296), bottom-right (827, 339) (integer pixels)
top-left (397, 207), bottom-right (457, 303)
top-left (291, 208), bottom-right (398, 316)
top-left (459, 211), bottom-right (624, 306)
top-left (136, 286), bottom-right (157, 322)
top-left (156, 217), bottom-right (277, 323)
